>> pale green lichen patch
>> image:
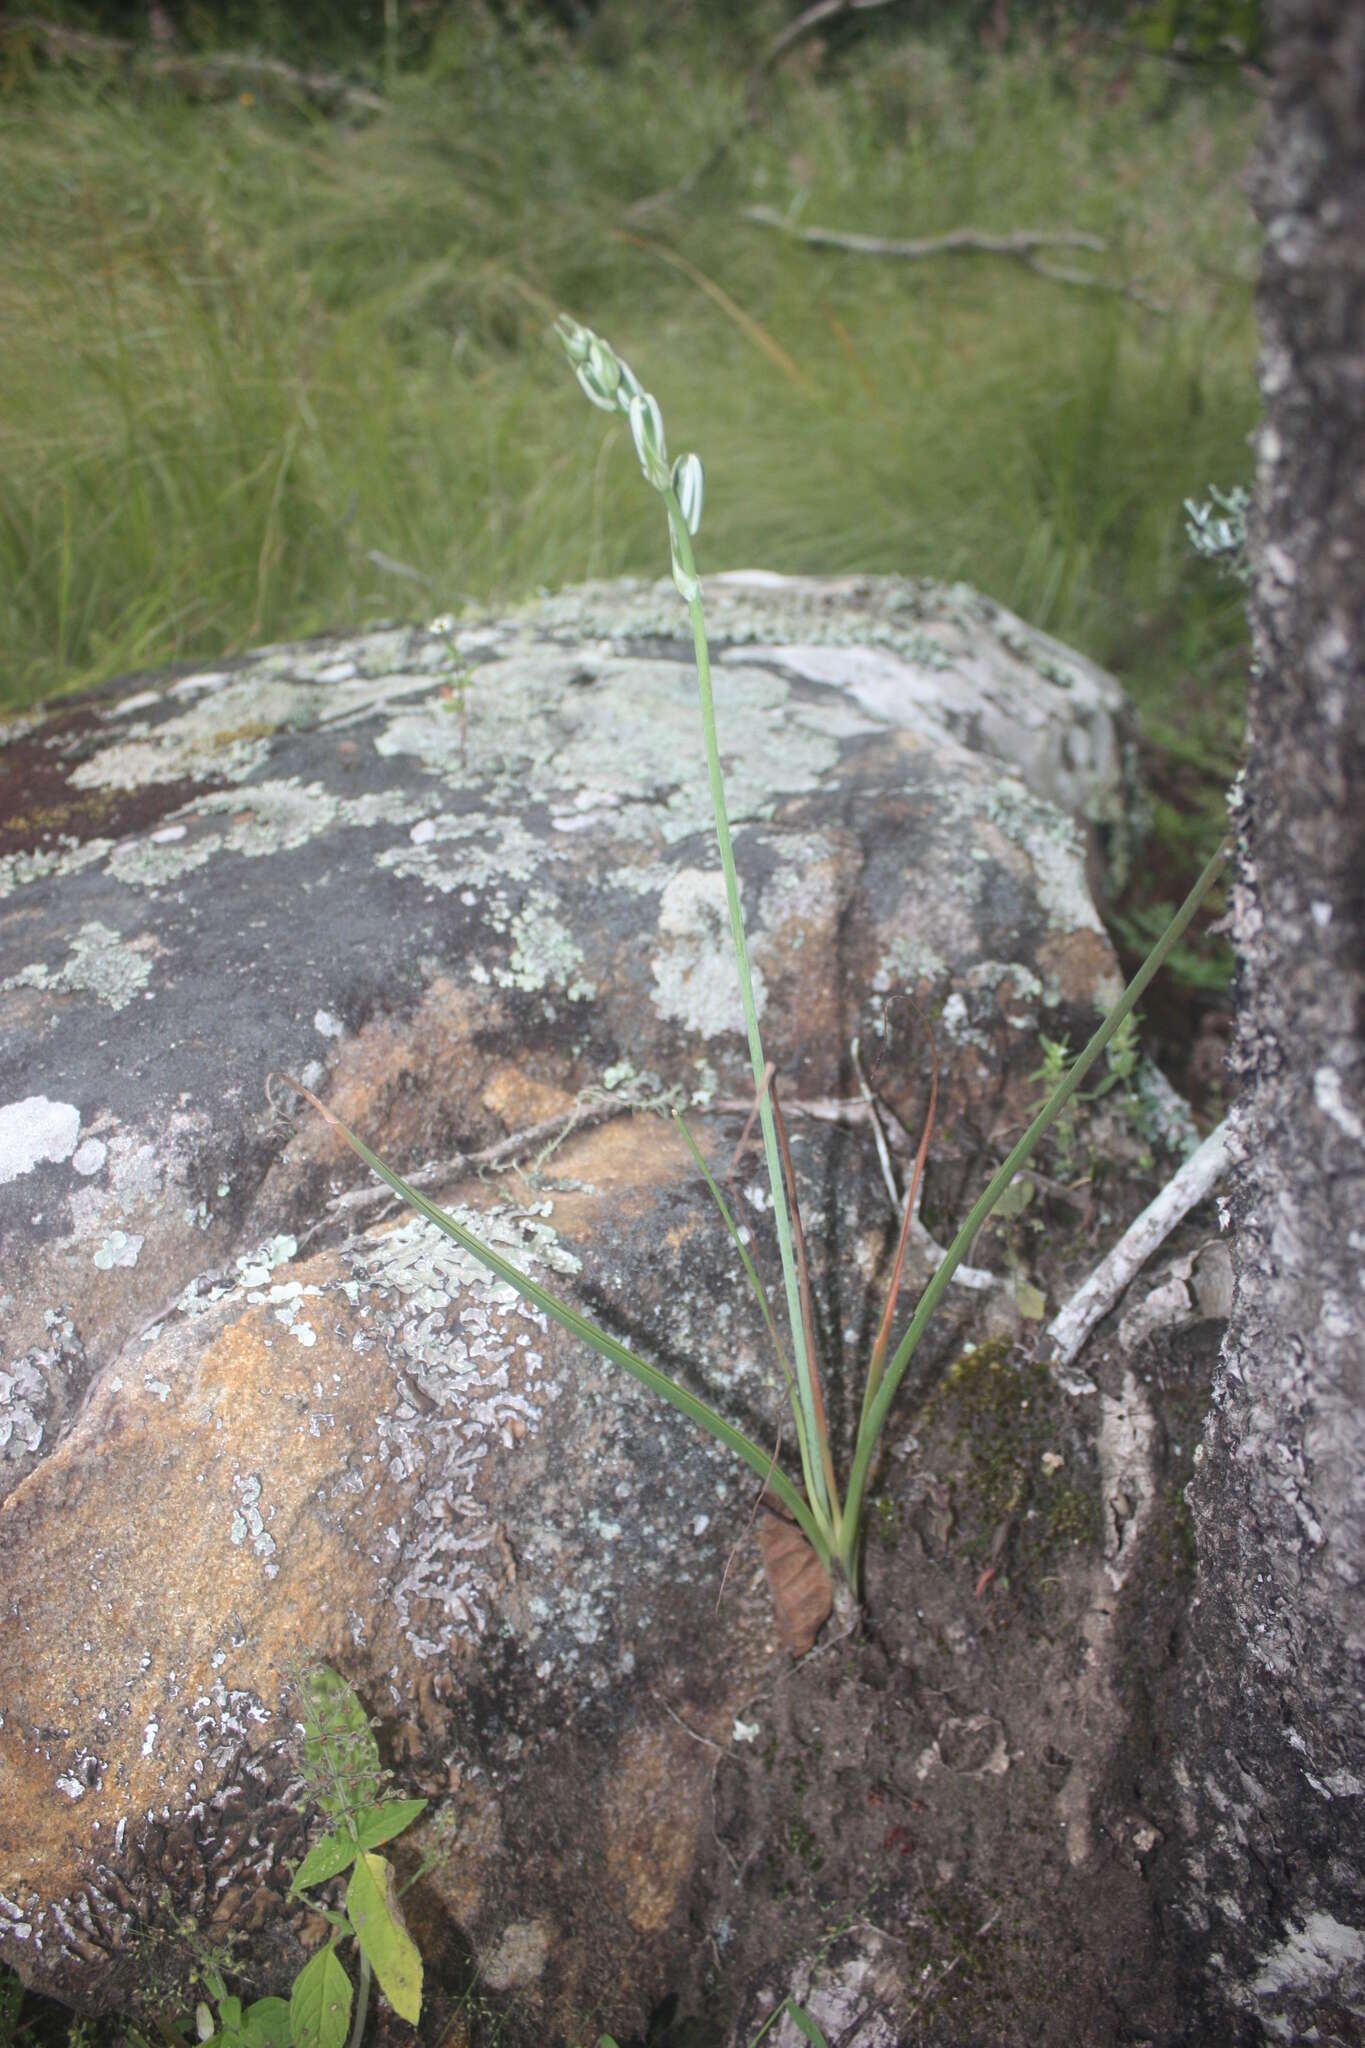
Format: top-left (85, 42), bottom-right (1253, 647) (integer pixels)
top-left (2, 921), bottom-right (153, 1011)
top-left (873, 933), bottom-right (950, 994)
top-left (651, 868), bottom-right (765, 1040)
top-left (375, 647), bottom-right (853, 843)
top-left (375, 813), bottom-right (546, 894)
top-left (230, 1472), bottom-right (278, 1571)
top-left (0, 838), bottom-right (112, 900)
top-left (0, 1097), bottom-right (81, 1183)
top-left (93, 1230), bottom-right (143, 1270)
top-left (979, 778), bottom-right (1104, 938)
top-left (67, 677), bottom-right (299, 791)
top-left (504, 896), bottom-right (594, 1001)
top-left (343, 1208), bottom-right (580, 1658)
top-left (105, 781), bottom-right (429, 889)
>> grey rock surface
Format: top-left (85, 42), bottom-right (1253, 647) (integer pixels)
top-left (0, 573), bottom-right (1157, 2038)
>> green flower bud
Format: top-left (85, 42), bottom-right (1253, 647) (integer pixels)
top-left (629, 390), bottom-right (669, 489)
top-left (587, 338), bottom-right (621, 401)
top-left (554, 314), bottom-right (592, 364)
top-left (575, 360), bottom-right (620, 412)
top-left (671, 452), bottom-right (704, 536)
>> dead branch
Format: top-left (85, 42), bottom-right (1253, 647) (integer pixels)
top-left (742, 207), bottom-right (1106, 261)
top-left (742, 204), bottom-right (1168, 308)
top-left (4, 18), bottom-right (384, 116)
top-left (1044, 1117), bottom-right (1232, 1372)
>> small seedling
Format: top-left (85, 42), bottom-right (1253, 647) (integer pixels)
top-left (185, 1667), bottom-right (427, 2048)
top-left (275, 323), bottom-right (1226, 1616)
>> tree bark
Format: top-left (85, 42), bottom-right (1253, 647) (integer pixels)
top-left (1184, 3), bottom-right (1365, 2040)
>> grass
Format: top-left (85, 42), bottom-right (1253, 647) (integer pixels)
top-left (2, 8), bottom-right (1258, 769)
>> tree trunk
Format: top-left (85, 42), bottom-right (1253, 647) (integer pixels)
top-left (1184, 3), bottom-right (1365, 2040)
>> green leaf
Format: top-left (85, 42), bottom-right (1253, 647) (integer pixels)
top-left (278, 1082), bottom-right (827, 1563)
top-left (992, 1177), bottom-right (1033, 1219)
top-left (353, 1799), bottom-right (427, 1852)
top-left (299, 1667), bottom-right (382, 1824)
top-left (290, 1829), bottom-right (359, 1896)
top-left (289, 1946), bottom-right (352, 2048)
top-left (218, 1999), bottom-right (242, 2036)
top-left (784, 2002), bottom-right (831, 2048)
top-left (1014, 1279), bottom-right (1047, 1321)
top-left (346, 1853), bottom-right (423, 2025)
top-left (240, 1998), bottom-right (291, 2048)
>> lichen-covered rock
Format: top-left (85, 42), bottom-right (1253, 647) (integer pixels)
top-left (0, 573), bottom-right (1160, 2039)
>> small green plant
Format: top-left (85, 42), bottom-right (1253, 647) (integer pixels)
top-left (1028, 1009), bottom-right (1144, 1179)
top-left (188, 1666), bottom-right (427, 2048)
top-left (277, 324), bottom-right (1226, 1610)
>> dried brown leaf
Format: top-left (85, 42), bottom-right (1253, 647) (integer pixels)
top-left (758, 1507), bottom-right (832, 1655)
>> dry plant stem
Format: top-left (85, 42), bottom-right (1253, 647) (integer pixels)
top-left (846, 1039), bottom-right (996, 1292)
top-left (1045, 1115), bottom-right (1232, 1369)
top-left (859, 1032), bottom-right (938, 1435)
top-left (615, 233), bottom-right (814, 394)
top-left (741, 207), bottom-right (1168, 311)
top-left (726, 1059), bottom-right (777, 1180)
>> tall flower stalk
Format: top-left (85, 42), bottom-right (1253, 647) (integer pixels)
top-left (293, 320), bottom-right (1227, 1603)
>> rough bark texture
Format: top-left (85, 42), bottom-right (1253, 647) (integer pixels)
top-left (1185, 5), bottom-right (1365, 2040)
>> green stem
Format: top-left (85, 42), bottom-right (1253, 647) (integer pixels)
top-left (838, 838), bottom-right (1229, 1581)
top-left (348, 1952), bottom-right (372, 2048)
top-left (668, 496), bottom-right (835, 1536)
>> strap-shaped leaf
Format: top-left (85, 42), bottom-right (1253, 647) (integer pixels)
top-left (346, 1853), bottom-right (422, 2025)
top-left (290, 1945), bottom-right (352, 2048)
top-left (270, 1079), bottom-right (827, 1566)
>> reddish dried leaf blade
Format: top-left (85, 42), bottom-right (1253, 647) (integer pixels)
top-left (759, 1510), bottom-right (832, 1654)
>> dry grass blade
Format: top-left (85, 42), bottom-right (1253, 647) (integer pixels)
top-left (860, 1016), bottom-right (939, 1432)
top-left (615, 232), bottom-right (815, 395)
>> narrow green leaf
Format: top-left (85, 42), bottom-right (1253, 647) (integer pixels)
top-left (784, 2001), bottom-right (832, 2048)
top-left (240, 1997), bottom-right (291, 2048)
top-left (353, 1799), bottom-right (427, 1852)
top-left (289, 1946), bottom-right (352, 2048)
top-left (1014, 1279), bottom-right (1047, 1321)
top-left (840, 838), bottom-right (1229, 1559)
top-left (219, 1999), bottom-right (243, 2035)
top-left (274, 1079), bottom-right (828, 1567)
top-left (346, 1853), bottom-right (423, 2025)
top-left (289, 1829), bottom-right (358, 1897)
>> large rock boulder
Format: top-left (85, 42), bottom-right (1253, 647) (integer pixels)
top-left (0, 575), bottom-right (1202, 2043)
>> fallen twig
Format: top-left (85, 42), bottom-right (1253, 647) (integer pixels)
top-left (741, 205), bottom-right (1168, 310)
top-left (742, 208), bottom-right (1106, 261)
top-left (4, 18), bottom-right (384, 115)
top-left (1044, 1116), bottom-right (1232, 1372)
